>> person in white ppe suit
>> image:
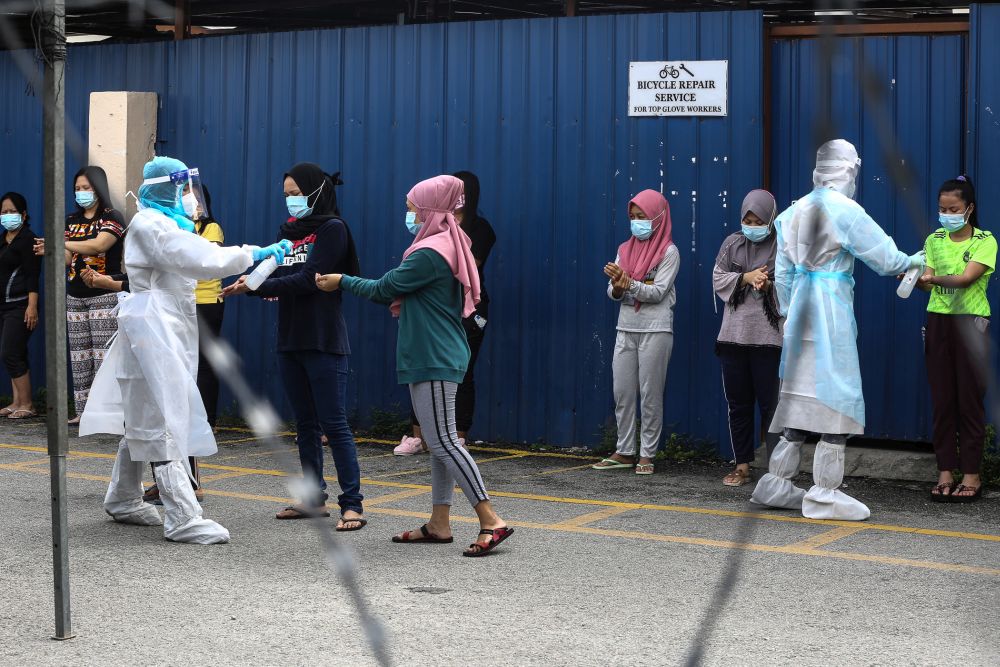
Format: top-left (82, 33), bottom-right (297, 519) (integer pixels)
top-left (750, 140), bottom-right (923, 521)
top-left (81, 156), bottom-right (292, 544)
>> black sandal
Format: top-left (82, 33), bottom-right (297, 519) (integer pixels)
top-left (276, 505), bottom-right (331, 519)
top-left (336, 515), bottom-right (368, 532)
top-left (949, 484), bottom-right (982, 504)
top-left (392, 524), bottom-right (453, 543)
top-left (462, 526), bottom-right (514, 557)
top-left (930, 482), bottom-right (956, 502)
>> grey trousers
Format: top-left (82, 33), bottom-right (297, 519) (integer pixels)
top-left (409, 381), bottom-right (489, 507)
top-left (612, 331), bottom-right (674, 460)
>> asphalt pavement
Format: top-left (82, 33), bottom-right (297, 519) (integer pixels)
top-left (1, 419), bottom-right (998, 666)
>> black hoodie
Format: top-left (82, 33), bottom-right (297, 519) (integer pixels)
top-left (253, 163), bottom-right (359, 355)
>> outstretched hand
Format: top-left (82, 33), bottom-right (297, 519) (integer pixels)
top-left (220, 275), bottom-right (251, 298)
top-left (315, 273), bottom-right (343, 292)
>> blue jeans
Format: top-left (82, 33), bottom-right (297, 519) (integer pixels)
top-left (278, 351), bottom-right (363, 514)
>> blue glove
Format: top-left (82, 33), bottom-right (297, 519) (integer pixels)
top-left (907, 250), bottom-right (926, 269)
top-left (252, 240), bottom-right (294, 264)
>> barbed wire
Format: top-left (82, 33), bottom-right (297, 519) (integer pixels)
top-left (2, 3), bottom-right (991, 665)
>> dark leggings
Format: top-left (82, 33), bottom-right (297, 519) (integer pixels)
top-left (718, 344), bottom-right (781, 465)
top-left (925, 313), bottom-right (988, 474)
top-left (412, 318), bottom-right (485, 433)
top-left (197, 301), bottom-right (225, 427)
top-left (0, 306), bottom-right (31, 379)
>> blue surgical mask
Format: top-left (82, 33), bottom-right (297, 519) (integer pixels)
top-left (286, 195), bottom-right (311, 220)
top-left (285, 182), bottom-right (324, 220)
top-left (1, 213), bottom-right (22, 231)
top-left (406, 211), bottom-right (421, 235)
top-left (939, 212), bottom-right (968, 233)
top-left (742, 224), bottom-right (770, 243)
top-left (75, 191), bottom-right (96, 208)
top-left (630, 219), bottom-right (653, 240)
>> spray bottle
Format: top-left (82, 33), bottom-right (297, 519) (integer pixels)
top-left (244, 256), bottom-right (278, 291)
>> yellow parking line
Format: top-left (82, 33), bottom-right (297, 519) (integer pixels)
top-left (554, 506), bottom-right (632, 528)
top-left (4, 463), bottom-right (999, 576)
top-left (199, 471), bottom-right (256, 483)
top-left (365, 488), bottom-right (429, 506)
top-left (525, 462), bottom-right (599, 477)
top-left (0, 457), bottom-right (51, 470)
top-left (214, 437), bottom-right (264, 446)
top-left (370, 453), bottom-right (531, 479)
top-left (213, 448), bottom-right (294, 462)
top-left (213, 427), bottom-right (600, 461)
top-left (788, 525), bottom-right (869, 550)
top-left (796, 548), bottom-right (1000, 577)
top-left (2, 441), bottom-right (999, 544)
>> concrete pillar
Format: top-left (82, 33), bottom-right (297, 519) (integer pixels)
top-left (87, 92), bottom-right (157, 222)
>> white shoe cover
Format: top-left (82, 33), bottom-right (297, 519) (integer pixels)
top-left (750, 437), bottom-right (806, 509)
top-left (802, 441), bottom-right (870, 521)
top-left (156, 461), bottom-right (230, 544)
top-left (104, 439), bottom-right (163, 526)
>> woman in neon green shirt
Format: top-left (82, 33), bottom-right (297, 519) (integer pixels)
top-left (918, 176), bottom-right (995, 503)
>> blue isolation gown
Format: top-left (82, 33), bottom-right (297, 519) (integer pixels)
top-left (768, 187), bottom-right (910, 436)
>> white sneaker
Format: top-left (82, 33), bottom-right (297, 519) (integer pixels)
top-left (394, 436), bottom-right (425, 456)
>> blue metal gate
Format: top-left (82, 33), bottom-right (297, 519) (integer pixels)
top-left (769, 31), bottom-right (967, 441)
top-left (0, 11), bottom-right (764, 450)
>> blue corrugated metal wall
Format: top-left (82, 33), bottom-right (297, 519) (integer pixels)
top-left (968, 5), bottom-right (1000, 239)
top-left (769, 32), bottom-right (966, 441)
top-left (0, 11), bottom-right (763, 451)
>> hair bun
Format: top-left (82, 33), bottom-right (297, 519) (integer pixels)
top-left (328, 171), bottom-right (344, 186)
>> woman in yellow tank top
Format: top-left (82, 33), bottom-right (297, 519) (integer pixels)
top-left (194, 186), bottom-right (225, 429)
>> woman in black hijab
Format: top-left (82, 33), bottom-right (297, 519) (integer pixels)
top-left (222, 163), bottom-right (364, 530)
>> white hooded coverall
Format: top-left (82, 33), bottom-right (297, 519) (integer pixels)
top-left (750, 140), bottom-right (918, 521)
top-left (81, 207), bottom-right (254, 543)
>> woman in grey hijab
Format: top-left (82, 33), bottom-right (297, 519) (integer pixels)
top-left (713, 189), bottom-right (782, 487)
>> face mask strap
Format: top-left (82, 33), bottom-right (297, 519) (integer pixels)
top-left (306, 180), bottom-right (324, 207)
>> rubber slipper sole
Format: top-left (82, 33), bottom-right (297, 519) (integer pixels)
top-left (392, 536), bottom-right (454, 543)
top-left (592, 459), bottom-right (633, 470)
top-left (276, 507), bottom-right (331, 519)
top-left (463, 527), bottom-right (514, 557)
top-left (336, 519), bottom-right (368, 532)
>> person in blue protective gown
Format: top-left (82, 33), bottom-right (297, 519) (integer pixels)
top-left (80, 156), bottom-right (291, 544)
top-left (750, 140), bottom-right (924, 521)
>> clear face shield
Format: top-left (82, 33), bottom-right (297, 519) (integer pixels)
top-left (141, 167), bottom-right (208, 219)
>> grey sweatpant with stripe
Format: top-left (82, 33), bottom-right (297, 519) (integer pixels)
top-left (612, 331), bottom-right (674, 460)
top-left (409, 381), bottom-right (489, 507)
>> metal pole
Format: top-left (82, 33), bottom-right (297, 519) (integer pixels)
top-left (41, 0), bottom-right (73, 642)
top-left (174, 0), bottom-right (189, 41)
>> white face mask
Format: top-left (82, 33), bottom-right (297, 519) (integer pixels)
top-left (182, 191), bottom-right (198, 218)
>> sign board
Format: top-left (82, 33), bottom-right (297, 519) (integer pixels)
top-left (628, 60), bottom-right (728, 117)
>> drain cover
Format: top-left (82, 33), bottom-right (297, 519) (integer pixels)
top-left (406, 586), bottom-right (451, 595)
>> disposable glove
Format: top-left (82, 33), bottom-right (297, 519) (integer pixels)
top-left (252, 239), bottom-right (294, 264)
top-left (907, 250), bottom-right (926, 269)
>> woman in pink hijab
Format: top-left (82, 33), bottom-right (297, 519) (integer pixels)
top-left (316, 175), bottom-right (512, 557)
top-left (592, 189), bottom-right (680, 476)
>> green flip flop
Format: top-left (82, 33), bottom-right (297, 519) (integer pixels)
top-left (591, 458), bottom-right (634, 470)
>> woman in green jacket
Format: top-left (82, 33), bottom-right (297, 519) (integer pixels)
top-left (316, 175), bottom-right (512, 557)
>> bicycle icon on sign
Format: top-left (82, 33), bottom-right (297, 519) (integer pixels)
top-left (659, 63), bottom-right (696, 79)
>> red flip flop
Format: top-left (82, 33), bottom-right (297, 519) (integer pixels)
top-left (392, 524), bottom-right (453, 543)
top-left (463, 526), bottom-right (514, 557)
